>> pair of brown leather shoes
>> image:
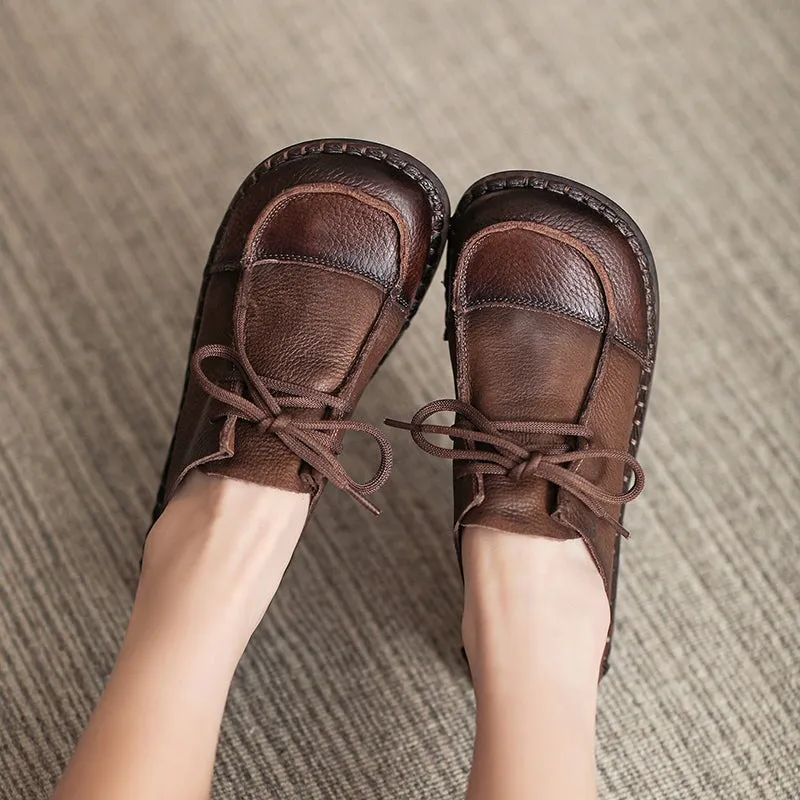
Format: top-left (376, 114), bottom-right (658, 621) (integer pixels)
top-left (153, 139), bottom-right (659, 674)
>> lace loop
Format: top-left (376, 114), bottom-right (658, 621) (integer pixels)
top-left (385, 398), bottom-right (644, 538)
top-left (191, 344), bottom-right (392, 514)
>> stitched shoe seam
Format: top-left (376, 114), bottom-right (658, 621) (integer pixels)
top-left (208, 254), bottom-right (407, 303)
top-left (464, 299), bottom-right (648, 364)
top-left (453, 175), bottom-right (657, 457)
top-left (219, 140), bottom-right (446, 274)
top-left (456, 175), bottom-right (656, 369)
top-left (452, 174), bottom-right (659, 671)
top-left (152, 139), bottom-right (446, 522)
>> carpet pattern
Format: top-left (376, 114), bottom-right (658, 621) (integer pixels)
top-left (1, 0), bottom-right (799, 797)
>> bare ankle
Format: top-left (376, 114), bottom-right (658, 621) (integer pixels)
top-left (461, 527), bottom-right (610, 680)
top-left (138, 471), bottom-right (309, 651)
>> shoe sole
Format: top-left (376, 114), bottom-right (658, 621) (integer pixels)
top-left (449, 170), bottom-right (660, 677)
top-left (151, 138), bottom-right (450, 524)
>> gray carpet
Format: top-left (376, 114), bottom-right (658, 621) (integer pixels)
top-left (2, 0), bottom-right (799, 797)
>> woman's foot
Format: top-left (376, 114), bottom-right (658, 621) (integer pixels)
top-left (154, 138), bottom-right (449, 522)
top-left (55, 139), bottom-right (450, 800)
top-left (140, 471), bottom-right (310, 658)
top-left (462, 529), bottom-right (609, 800)
top-left (388, 171), bottom-right (659, 799)
top-left (389, 170), bottom-right (659, 672)
top-left (461, 529), bottom-right (610, 682)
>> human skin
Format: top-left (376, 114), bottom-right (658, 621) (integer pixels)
top-left (53, 472), bottom-right (608, 800)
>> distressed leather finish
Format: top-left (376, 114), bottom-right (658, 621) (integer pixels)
top-left (451, 174), bottom-right (659, 672)
top-left (153, 139), bottom-right (449, 521)
top-left (389, 171), bottom-right (659, 674)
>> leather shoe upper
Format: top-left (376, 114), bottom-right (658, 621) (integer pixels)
top-left (154, 140), bottom-right (449, 520)
top-left (385, 173), bottom-right (659, 603)
top-left (446, 176), bottom-right (659, 597)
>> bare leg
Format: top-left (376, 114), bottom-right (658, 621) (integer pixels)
top-left (53, 472), bottom-right (308, 800)
top-left (462, 527), bottom-right (610, 800)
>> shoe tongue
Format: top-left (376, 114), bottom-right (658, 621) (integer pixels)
top-left (455, 306), bottom-right (604, 543)
top-left (462, 306), bottom-right (602, 444)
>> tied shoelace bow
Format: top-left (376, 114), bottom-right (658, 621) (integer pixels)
top-left (386, 221), bottom-right (649, 537)
top-left (190, 343), bottom-right (393, 515)
top-left (385, 398), bottom-right (645, 537)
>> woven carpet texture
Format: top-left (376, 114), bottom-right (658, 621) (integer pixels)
top-left (1, 0), bottom-right (799, 797)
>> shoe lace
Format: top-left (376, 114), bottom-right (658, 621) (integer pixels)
top-left (191, 342), bottom-right (392, 516)
top-left (385, 222), bottom-right (647, 537)
top-left (385, 398), bottom-right (643, 537)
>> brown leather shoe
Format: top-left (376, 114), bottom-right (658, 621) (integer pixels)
top-left (153, 139), bottom-right (449, 521)
top-left (387, 171), bottom-right (659, 674)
